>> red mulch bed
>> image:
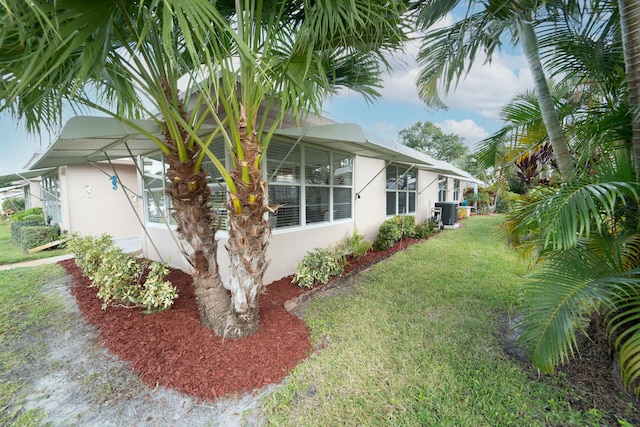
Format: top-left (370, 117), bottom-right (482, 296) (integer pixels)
top-left (59, 237), bottom-right (422, 402)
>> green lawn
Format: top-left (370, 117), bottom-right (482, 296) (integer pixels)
top-left (0, 222), bottom-right (68, 265)
top-left (261, 215), bottom-right (630, 426)
top-left (0, 264), bottom-right (69, 426)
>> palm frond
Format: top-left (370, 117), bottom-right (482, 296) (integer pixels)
top-left (518, 235), bottom-right (640, 373)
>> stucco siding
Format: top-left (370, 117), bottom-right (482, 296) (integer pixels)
top-left (61, 162), bottom-right (141, 238)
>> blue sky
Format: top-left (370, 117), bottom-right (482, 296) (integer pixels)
top-left (0, 11), bottom-right (534, 177)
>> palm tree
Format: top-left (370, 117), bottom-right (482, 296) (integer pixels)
top-left (0, 1), bottom-right (408, 338)
top-left (489, 1), bottom-right (640, 395)
top-left (411, 0), bottom-right (576, 179)
top-left (618, 0), bottom-right (640, 180)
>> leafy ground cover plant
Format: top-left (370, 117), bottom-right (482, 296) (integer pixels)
top-left (67, 234), bottom-right (177, 311)
top-left (293, 248), bottom-right (346, 289)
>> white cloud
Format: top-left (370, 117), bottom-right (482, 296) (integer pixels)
top-left (436, 119), bottom-right (490, 149)
top-left (374, 122), bottom-right (397, 134)
top-left (441, 54), bottom-right (533, 120)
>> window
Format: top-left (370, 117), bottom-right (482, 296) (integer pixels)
top-left (438, 175), bottom-right (447, 202)
top-left (142, 155), bottom-right (173, 225)
top-left (267, 140), bottom-right (353, 229)
top-left (143, 140), bottom-right (228, 227)
top-left (142, 139), bottom-right (353, 230)
top-left (42, 171), bottom-right (62, 225)
top-left (386, 165), bottom-right (416, 216)
top-left (453, 179), bottom-right (460, 201)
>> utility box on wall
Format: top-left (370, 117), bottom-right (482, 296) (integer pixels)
top-left (435, 202), bottom-right (458, 226)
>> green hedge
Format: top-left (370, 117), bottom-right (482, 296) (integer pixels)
top-left (14, 224), bottom-right (61, 251)
top-left (11, 220), bottom-right (43, 244)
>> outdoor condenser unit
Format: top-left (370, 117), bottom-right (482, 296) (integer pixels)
top-left (434, 202), bottom-right (458, 226)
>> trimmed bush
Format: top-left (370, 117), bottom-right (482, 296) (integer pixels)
top-left (67, 234), bottom-right (178, 311)
top-left (11, 207), bottom-right (43, 222)
top-left (18, 224), bottom-right (61, 250)
top-left (373, 215), bottom-right (416, 251)
top-left (293, 248), bottom-right (345, 288)
top-left (11, 220), bottom-right (45, 244)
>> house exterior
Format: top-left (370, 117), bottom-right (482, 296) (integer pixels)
top-left (26, 115), bottom-right (482, 284)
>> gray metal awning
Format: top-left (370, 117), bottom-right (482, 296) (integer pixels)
top-left (30, 117), bottom-right (165, 169)
top-left (0, 168), bottom-right (56, 187)
top-left (29, 116), bottom-right (483, 184)
top-left (273, 123), bottom-right (435, 167)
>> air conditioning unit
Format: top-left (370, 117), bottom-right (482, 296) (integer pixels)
top-left (434, 202), bottom-right (458, 226)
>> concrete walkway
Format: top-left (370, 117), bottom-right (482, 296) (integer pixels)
top-left (0, 253), bottom-right (75, 271)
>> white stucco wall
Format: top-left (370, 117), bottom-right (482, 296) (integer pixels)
top-left (353, 155), bottom-right (387, 242)
top-left (60, 162), bottom-right (142, 238)
top-left (416, 169), bottom-right (440, 223)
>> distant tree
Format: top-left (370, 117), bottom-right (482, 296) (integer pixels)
top-left (398, 121), bottom-right (468, 161)
top-left (2, 197), bottom-right (25, 213)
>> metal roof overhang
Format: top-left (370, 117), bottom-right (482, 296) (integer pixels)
top-left (273, 123), bottom-right (433, 167)
top-left (0, 168), bottom-right (57, 187)
top-left (30, 116), bottom-right (165, 169)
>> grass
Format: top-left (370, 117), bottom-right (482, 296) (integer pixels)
top-left (0, 222), bottom-right (68, 265)
top-left (0, 264), bottom-right (69, 426)
top-left (260, 215), bottom-right (605, 426)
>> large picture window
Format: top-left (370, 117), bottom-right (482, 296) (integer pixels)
top-left (143, 139), bottom-right (353, 231)
top-left (386, 165), bottom-right (416, 216)
top-left (267, 140), bottom-right (353, 229)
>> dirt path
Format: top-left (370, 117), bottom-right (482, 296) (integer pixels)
top-left (21, 272), bottom-right (274, 427)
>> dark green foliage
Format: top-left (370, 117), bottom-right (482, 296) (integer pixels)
top-left (11, 207), bottom-right (44, 222)
top-left (17, 224), bottom-right (60, 250)
top-left (10, 220), bottom-right (43, 244)
top-left (373, 215), bottom-right (416, 250)
top-left (413, 219), bottom-right (437, 238)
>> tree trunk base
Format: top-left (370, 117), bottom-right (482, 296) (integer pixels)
top-left (193, 274), bottom-right (259, 339)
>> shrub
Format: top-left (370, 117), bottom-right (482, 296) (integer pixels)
top-left (396, 215), bottom-right (416, 238)
top-left (374, 215), bottom-right (420, 250)
top-left (18, 224), bottom-right (61, 250)
top-left (11, 207), bottom-right (43, 222)
top-left (11, 219), bottom-right (46, 244)
top-left (140, 262), bottom-right (178, 313)
top-left (2, 197), bottom-right (25, 212)
top-left (293, 248), bottom-right (345, 288)
top-left (413, 219), bottom-right (436, 239)
top-left (343, 228), bottom-right (372, 259)
top-left (67, 234), bottom-right (178, 311)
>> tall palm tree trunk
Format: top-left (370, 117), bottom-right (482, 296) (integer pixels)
top-left (224, 107), bottom-right (271, 338)
top-left (164, 157), bottom-right (245, 336)
top-left (517, 19), bottom-right (574, 180)
top-left (618, 0), bottom-right (640, 182)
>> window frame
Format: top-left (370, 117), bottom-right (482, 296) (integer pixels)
top-left (267, 139), bottom-right (354, 231)
top-left (438, 175), bottom-right (448, 202)
top-left (385, 164), bottom-right (416, 216)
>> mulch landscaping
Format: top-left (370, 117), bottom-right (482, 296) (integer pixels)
top-left (59, 231), bottom-right (640, 424)
top-left (58, 237), bottom-right (419, 402)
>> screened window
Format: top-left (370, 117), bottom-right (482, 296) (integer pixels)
top-left (386, 165), bottom-right (416, 216)
top-left (42, 172), bottom-right (62, 225)
top-left (142, 155), bottom-right (173, 225)
top-left (453, 179), bottom-right (460, 201)
top-left (268, 140), bottom-right (302, 228)
top-left (143, 141), bottom-right (228, 227)
top-left (268, 140), bottom-right (353, 229)
top-left (438, 175), bottom-right (447, 202)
